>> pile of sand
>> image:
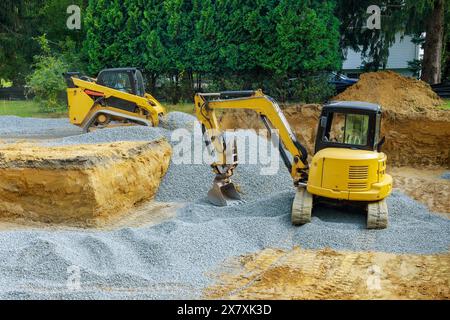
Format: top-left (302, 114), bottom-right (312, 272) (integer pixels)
top-left (334, 71), bottom-right (444, 114)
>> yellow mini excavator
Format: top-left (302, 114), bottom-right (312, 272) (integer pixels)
top-left (194, 90), bottom-right (392, 229)
top-left (64, 68), bottom-right (165, 132)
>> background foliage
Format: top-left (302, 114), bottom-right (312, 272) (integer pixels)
top-left (1, 0), bottom-right (449, 107)
top-left (82, 0), bottom-right (341, 103)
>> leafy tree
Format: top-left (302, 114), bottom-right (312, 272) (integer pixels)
top-left (274, 0), bottom-right (341, 75)
top-left (0, 0), bottom-right (86, 85)
top-left (26, 35), bottom-right (68, 112)
top-left (336, 0), bottom-right (449, 84)
top-left (189, 0), bottom-right (217, 89)
top-left (81, 0), bottom-right (342, 102)
top-left (140, 0), bottom-right (170, 90)
top-left (0, 1), bottom-right (43, 84)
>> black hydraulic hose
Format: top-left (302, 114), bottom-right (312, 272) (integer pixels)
top-left (260, 115), bottom-right (292, 173)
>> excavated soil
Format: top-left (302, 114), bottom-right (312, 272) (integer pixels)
top-left (334, 71), bottom-right (444, 114)
top-left (390, 167), bottom-right (450, 216)
top-left (221, 71), bottom-right (450, 167)
top-left (205, 247), bottom-right (450, 300)
top-left (220, 105), bottom-right (450, 167)
top-left (0, 140), bottom-right (171, 226)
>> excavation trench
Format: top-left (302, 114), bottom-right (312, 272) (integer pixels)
top-left (0, 140), bottom-right (172, 226)
top-left (220, 105), bottom-right (450, 167)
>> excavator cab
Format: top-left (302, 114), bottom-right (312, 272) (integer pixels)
top-left (302, 101), bottom-right (392, 229)
top-left (315, 102), bottom-right (384, 153)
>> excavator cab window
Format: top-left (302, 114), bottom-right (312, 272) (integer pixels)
top-left (328, 112), bottom-right (369, 146)
top-left (315, 102), bottom-right (381, 153)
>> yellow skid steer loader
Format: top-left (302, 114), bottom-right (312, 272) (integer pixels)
top-left (64, 68), bottom-right (165, 132)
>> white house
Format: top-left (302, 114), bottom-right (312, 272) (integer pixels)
top-left (342, 33), bottom-right (422, 78)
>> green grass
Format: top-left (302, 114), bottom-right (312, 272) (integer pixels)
top-left (164, 102), bottom-right (195, 114)
top-left (440, 99), bottom-right (450, 110)
top-left (0, 100), bottom-right (195, 118)
top-left (0, 100), bottom-right (67, 118)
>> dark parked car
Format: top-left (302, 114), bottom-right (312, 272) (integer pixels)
top-left (329, 72), bottom-right (358, 94)
top-left (329, 72), bottom-right (358, 85)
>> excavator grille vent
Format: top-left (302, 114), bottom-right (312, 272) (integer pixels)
top-left (348, 182), bottom-right (368, 190)
top-left (348, 166), bottom-right (369, 180)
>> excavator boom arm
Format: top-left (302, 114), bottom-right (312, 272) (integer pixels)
top-left (194, 90), bottom-right (308, 184)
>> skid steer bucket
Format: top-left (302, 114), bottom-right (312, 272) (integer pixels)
top-left (207, 177), bottom-right (241, 206)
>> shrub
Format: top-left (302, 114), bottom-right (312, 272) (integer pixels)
top-left (288, 74), bottom-right (336, 103)
top-left (26, 36), bottom-right (68, 113)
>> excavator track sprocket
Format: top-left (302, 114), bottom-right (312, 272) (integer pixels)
top-left (367, 199), bottom-right (388, 229)
top-left (292, 187), bottom-right (313, 225)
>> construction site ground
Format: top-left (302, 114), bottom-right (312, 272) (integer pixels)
top-left (0, 72), bottom-right (448, 299)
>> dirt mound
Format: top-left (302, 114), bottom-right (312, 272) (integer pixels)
top-left (206, 247), bottom-right (450, 299)
top-left (0, 140), bottom-right (172, 226)
top-left (334, 71), bottom-right (444, 114)
top-left (220, 104), bottom-right (450, 167)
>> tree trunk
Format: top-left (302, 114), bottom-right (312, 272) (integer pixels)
top-left (421, 0), bottom-right (444, 84)
top-left (442, 32), bottom-right (450, 81)
top-left (146, 73), bottom-right (157, 93)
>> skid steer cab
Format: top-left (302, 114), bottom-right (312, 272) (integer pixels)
top-left (64, 67), bottom-right (165, 132)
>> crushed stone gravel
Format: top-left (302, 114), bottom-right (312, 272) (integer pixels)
top-left (0, 113), bottom-right (448, 299)
top-left (0, 116), bottom-right (82, 138)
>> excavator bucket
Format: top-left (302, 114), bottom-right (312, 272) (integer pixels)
top-left (207, 178), bottom-right (241, 206)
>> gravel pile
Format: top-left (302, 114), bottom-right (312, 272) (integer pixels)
top-left (0, 116), bottom-right (82, 138)
top-left (159, 111), bottom-right (197, 131)
top-left (43, 126), bottom-right (170, 147)
top-left (43, 112), bottom-right (197, 147)
top-left (0, 113), bottom-right (449, 299)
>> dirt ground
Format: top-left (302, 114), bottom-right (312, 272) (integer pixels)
top-left (205, 247), bottom-right (450, 300)
top-left (0, 140), bottom-right (172, 226)
top-left (0, 200), bottom-right (180, 231)
top-left (390, 167), bottom-right (450, 216)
